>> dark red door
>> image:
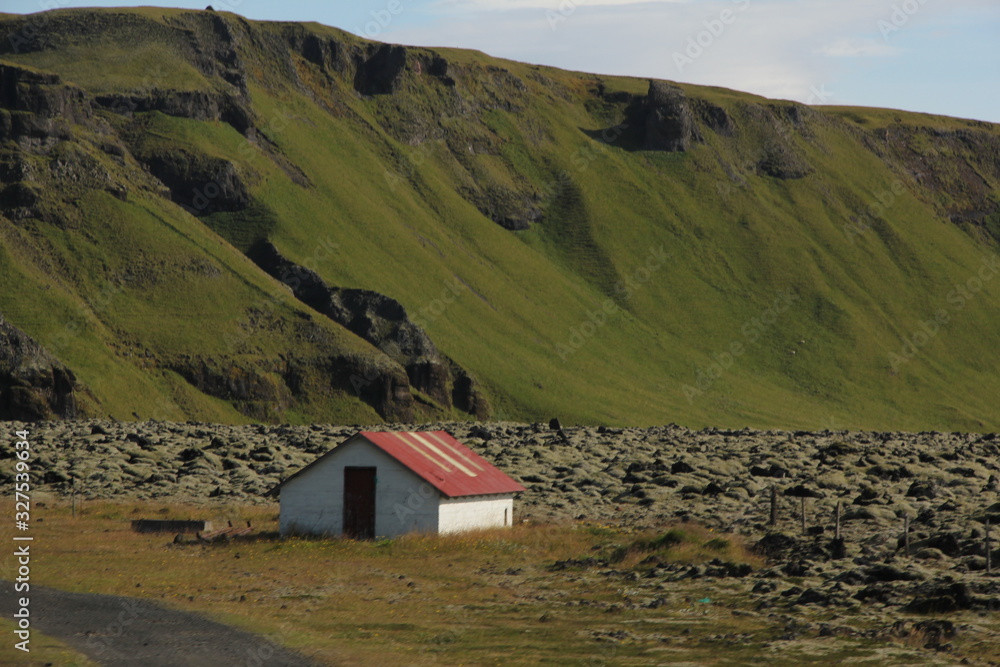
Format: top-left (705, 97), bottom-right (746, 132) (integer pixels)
top-left (343, 467), bottom-right (376, 539)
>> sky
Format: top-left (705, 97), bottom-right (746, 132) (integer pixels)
top-left (6, 0), bottom-right (999, 122)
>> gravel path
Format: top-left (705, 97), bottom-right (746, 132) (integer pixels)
top-left (0, 581), bottom-right (317, 666)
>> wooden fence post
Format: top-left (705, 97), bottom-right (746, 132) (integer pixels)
top-left (987, 519), bottom-right (992, 574)
top-left (835, 501), bottom-right (841, 541)
top-left (903, 515), bottom-right (910, 557)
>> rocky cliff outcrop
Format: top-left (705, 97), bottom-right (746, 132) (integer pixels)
top-left (353, 44), bottom-right (408, 96)
top-left (0, 63), bottom-right (93, 144)
top-left (5, 10), bottom-right (259, 136)
top-left (94, 89), bottom-right (254, 135)
top-left (642, 80), bottom-right (699, 152)
top-left (858, 123), bottom-right (1000, 240)
top-left (0, 65), bottom-right (141, 224)
top-left (288, 30), bottom-right (351, 73)
top-left (249, 240), bottom-right (489, 417)
top-left (0, 314), bottom-right (78, 420)
top-left (139, 149), bottom-right (251, 216)
top-left (693, 99), bottom-right (736, 136)
top-left (166, 352), bottom-right (414, 422)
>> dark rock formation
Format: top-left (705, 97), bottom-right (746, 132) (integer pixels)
top-left (336, 355), bottom-right (415, 423)
top-left (906, 480), bottom-right (937, 499)
top-left (905, 582), bottom-right (975, 613)
top-left (286, 30), bottom-right (350, 74)
top-left (756, 142), bottom-right (812, 179)
top-left (641, 80), bottom-right (698, 152)
top-left (912, 620), bottom-right (957, 649)
top-left (752, 532), bottom-right (800, 560)
top-left (783, 484), bottom-right (824, 499)
top-left (0, 314), bottom-right (78, 420)
top-left (424, 54), bottom-right (455, 87)
top-left (595, 82), bottom-right (635, 105)
top-left (0, 63), bottom-right (93, 142)
top-left (693, 99), bottom-right (735, 136)
top-left (248, 240), bottom-right (488, 417)
top-left (451, 366), bottom-right (489, 417)
top-left (466, 185), bottom-right (542, 231)
top-left (0, 181), bottom-right (40, 213)
top-left (139, 150), bottom-right (251, 216)
top-left (0, 64), bottom-right (85, 119)
top-left (166, 356), bottom-right (294, 420)
top-left (94, 89), bottom-right (253, 134)
top-left (671, 460), bottom-right (695, 474)
top-left (354, 44), bottom-right (408, 96)
top-left (750, 463), bottom-right (789, 478)
top-left (167, 353), bottom-right (415, 423)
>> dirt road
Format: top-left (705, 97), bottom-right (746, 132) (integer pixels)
top-left (1, 581), bottom-right (317, 666)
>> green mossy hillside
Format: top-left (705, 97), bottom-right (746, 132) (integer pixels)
top-left (1, 7), bottom-right (999, 430)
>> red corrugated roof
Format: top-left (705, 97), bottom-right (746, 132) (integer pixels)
top-left (267, 431), bottom-right (525, 498)
top-left (359, 431), bottom-right (526, 498)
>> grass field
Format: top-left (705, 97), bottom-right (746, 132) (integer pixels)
top-left (1, 7), bottom-right (1000, 429)
top-left (3, 498), bottom-right (994, 665)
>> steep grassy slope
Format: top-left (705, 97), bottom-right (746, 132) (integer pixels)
top-left (1, 7), bottom-right (999, 430)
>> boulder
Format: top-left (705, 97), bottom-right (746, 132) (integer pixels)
top-left (906, 480), bottom-right (937, 499)
top-left (750, 463), bottom-right (789, 478)
top-left (905, 582), bottom-right (974, 614)
top-left (641, 81), bottom-right (697, 152)
top-left (671, 460), bottom-right (695, 474)
top-left (783, 484), bottom-right (824, 499)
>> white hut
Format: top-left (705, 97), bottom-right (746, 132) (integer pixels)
top-left (270, 431), bottom-right (525, 538)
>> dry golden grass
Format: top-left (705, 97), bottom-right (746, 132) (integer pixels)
top-left (1, 498), bottom-right (985, 666)
top-left (609, 523), bottom-right (767, 570)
